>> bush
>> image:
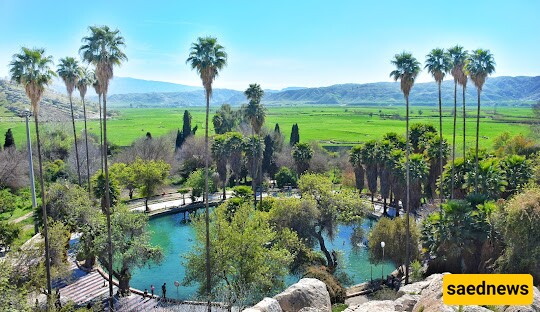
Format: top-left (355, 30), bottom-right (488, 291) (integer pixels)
top-left (275, 167), bottom-right (297, 188)
top-left (303, 266), bottom-right (346, 304)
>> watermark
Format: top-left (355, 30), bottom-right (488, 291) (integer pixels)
top-left (443, 274), bottom-right (533, 306)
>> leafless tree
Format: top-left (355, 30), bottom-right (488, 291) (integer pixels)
top-left (274, 144), bottom-right (294, 170)
top-left (174, 136), bottom-right (207, 178)
top-left (0, 148), bottom-right (29, 190)
top-left (66, 131), bottom-right (101, 184)
top-left (116, 134), bottom-right (174, 164)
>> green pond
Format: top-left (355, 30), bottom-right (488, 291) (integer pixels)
top-left (130, 211), bottom-right (394, 300)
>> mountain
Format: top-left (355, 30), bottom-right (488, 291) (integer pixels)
top-left (50, 76), bottom-right (201, 96)
top-left (0, 79), bottom-right (98, 121)
top-left (103, 76), bottom-right (540, 108)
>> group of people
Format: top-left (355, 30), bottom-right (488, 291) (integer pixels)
top-left (143, 283), bottom-right (166, 300)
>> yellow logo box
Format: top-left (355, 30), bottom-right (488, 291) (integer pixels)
top-left (443, 274), bottom-right (533, 306)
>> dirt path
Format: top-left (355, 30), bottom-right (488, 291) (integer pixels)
top-left (10, 211), bottom-right (33, 224)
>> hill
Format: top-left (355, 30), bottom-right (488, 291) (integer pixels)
top-left (103, 76), bottom-right (540, 108)
top-left (0, 79), bottom-right (98, 121)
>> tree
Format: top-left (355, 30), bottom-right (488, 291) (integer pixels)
top-left (298, 173), bottom-right (365, 270)
top-left (243, 136), bottom-right (264, 203)
top-left (408, 153), bottom-right (429, 211)
top-left (448, 45), bottom-right (469, 197)
top-left (273, 123), bottom-right (284, 152)
top-left (80, 25), bottom-right (128, 307)
top-left (76, 66), bottom-right (94, 193)
top-left (377, 140), bottom-right (394, 213)
top-left (349, 145), bottom-right (365, 193)
top-left (425, 48), bottom-right (451, 208)
top-left (290, 123), bottom-right (300, 146)
top-left (186, 168), bottom-right (216, 202)
top-left (131, 158), bottom-right (170, 212)
top-left (243, 83), bottom-right (266, 205)
top-left (409, 123), bottom-right (436, 153)
top-left (187, 37), bottom-right (227, 304)
top-left (497, 187), bottom-right (540, 283)
top-left (292, 142), bottom-right (313, 175)
top-left (176, 110), bottom-right (198, 151)
top-left (211, 134), bottom-right (229, 200)
top-left (368, 216), bottom-right (420, 272)
top-left (465, 158), bottom-right (506, 201)
top-left (9, 46), bottom-right (56, 297)
top-left (95, 205), bottom-right (163, 295)
top-left (225, 132), bottom-right (244, 185)
top-left (213, 104), bottom-right (238, 134)
top-left (262, 134), bottom-right (277, 178)
top-left (92, 71), bottom-right (104, 171)
top-left (184, 202), bottom-right (292, 308)
top-left (92, 171), bottom-right (120, 212)
top-left (390, 51), bottom-right (421, 284)
top-left (109, 162), bottom-right (137, 199)
top-left (3, 129), bottom-right (15, 150)
top-left (275, 167), bottom-right (297, 189)
top-left (425, 136), bottom-right (449, 199)
top-left (466, 49), bottom-right (495, 193)
top-left (361, 140), bottom-right (379, 202)
top-left (0, 221), bottom-right (20, 252)
top-left (501, 154), bottom-right (532, 198)
top-left (58, 57), bottom-right (83, 186)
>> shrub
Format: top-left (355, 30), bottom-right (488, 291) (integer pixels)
top-left (275, 167), bottom-right (297, 188)
top-left (303, 266), bottom-right (346, 304)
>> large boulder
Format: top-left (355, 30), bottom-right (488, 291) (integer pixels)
top-left (343, 300), bottom-right (396, 312)
top-left (398, 274), bottom-right (444, 296)
top-left (503, 286), bottom-right (540, 312)
top-left (394, 294), bottom-right (421, 312)
top-left (274, 278), bottom-right (332, 312)
top-left (244, 297), bottom-right (282, 312)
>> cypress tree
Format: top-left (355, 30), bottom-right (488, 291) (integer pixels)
top-left (289, 123), bottom-right (300, 146)
top-left (175, 129), bottom-right (183, 152)
top-left (4, 128), bottom-right (15, 150)
top-left (262, 134), bottom-right (277, 177)
top-left (274, 123), bottom-right (280, 134)
top-left (182, 110), bottom-right (192, 139)
top-left (146, 132), bottom-right (152, 140)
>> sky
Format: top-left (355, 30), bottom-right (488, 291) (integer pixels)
top-left (1, 0), bottom-right (539, 90)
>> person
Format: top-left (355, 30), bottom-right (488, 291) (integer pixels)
top-left (162, 283), bottom-right (166, 299)
top-left (150, 284), bottom-right (155, 297)
top-left (55, 289), bottom-right (62, 309)
top-left (143, 289), bottom-right (148, 299)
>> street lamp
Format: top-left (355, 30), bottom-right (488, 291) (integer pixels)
top-left (381, 241), bottom-right (386, 280)
top-left (21, 109), bottom-right (38, 234)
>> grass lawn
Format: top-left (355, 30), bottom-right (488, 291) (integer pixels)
top-left (0, 105), bottom-right (534, 154)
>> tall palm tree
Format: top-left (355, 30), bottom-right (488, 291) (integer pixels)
top-left (76, 66), bottom-right (93, 193)
top-left (186, 36), bottom-right (227, 305)
top-left (425, 48), bottom-right (451, 207)
top-left (292, 142), bottom-right (313, 175)
top-left (243, 83), bottom-right (266, 205)
top-left (80, 25), bottom-right (127, 310)
top-left (9, 47), bottom-right (56, 300)
top-left (466, 49), bottom-right (495, 192)
top-left (92, 72), bottom-right (104, 171)
top-left (57, 57), bottom-right (82, 185)
top-left (211, 134), bottom-right (229, 200)
top-left (447, 46), bottom-right (468, 198)
top-left (390, 51), bottom-right (421, 284)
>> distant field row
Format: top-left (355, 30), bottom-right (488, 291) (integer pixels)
top-left (0, 105), bottom-right (534, 154)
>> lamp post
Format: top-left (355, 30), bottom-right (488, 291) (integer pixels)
top-left (381, 241), bottom-right (386, 280)
top-left (22, 110), bottom-right (38, 234)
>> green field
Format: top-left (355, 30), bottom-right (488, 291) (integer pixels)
top-left (0, 105), bottom-right (534, 154)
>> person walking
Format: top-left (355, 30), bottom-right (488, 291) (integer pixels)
top-left (162, 283), bottom-right (167, 299)
top-left (150, 284), bottom-right (155, 298)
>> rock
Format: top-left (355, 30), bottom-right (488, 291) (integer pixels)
top-left (398, 274), bottom-right (444, 296)
top-left (394, 294), bottom-right (421, 312)
top-left (244, 297), bottom-right (283, 312)
top-left (504, 286), bottom-right (540, 312)
top-left (412, 273), bottom-right (453, 312)
top-left (461, 307), bottom-right (493, 312)
top-left (298, 308), bottom-right (325, 312)
top-left (343, 300), bottom-right (395, 312)
top-left (274, 278), bottom-right (331, 312)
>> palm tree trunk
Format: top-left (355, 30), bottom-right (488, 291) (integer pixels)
top-left (259, 135), bottom-right (262, 206)
top-left (204, 90), bottom-right (212, 307)
top-left (34, 113), bottom-right (52, 297)
top-left (82, 96), bottom-right (91, 193)
top-left (405, 95), bottom-right (411, 285)
top-left (462, 86), bottom-right (466, 159)
top-left (102, 92), bottom-right (114, 310)
top-left (69, 95), bottom-right (82, 185)
top-left (438, 82), bottom-right (443, 210)
top-left (251, 129), bottom-right (257, 207)
top-left (98, 94), bottom-right (104, 172)
top-left (451, 81), bottom-right (457, 199)
top-left (474, 89), bottom-right (481, 193)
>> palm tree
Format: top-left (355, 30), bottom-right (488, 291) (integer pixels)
top-left (390, 51), bottom-right (421, 284)
top-left (292, 142), bottom-right (313, 175)
top-left (76, 66), bottom-right (93, 193)
top-left (80, 25), bottom-right (127, 310)
top-left (466, 49), bottom-right (495, 192)
top-left (186, 36), bottom-right (227, 305)
top-left (225, 132), bottom-right (244, 185)
top-left (9, 47), bottom-right (56, 300)
top-left (211, 134), bottom-right (229, 200)
top-left (243, 83), bottom-right (266, 205)
top-left (349, 145), bottom-right (365, 193)
top-left (361, 140), bottom-right (379, 203)
top-left (447, 46), bottom-right (468, 198)
top-left (92, 72), bottom-right (104, 171)
top-left (57, 57), bottom-right (82, 185)
top-left (425, 48), bottom-right (451, 207)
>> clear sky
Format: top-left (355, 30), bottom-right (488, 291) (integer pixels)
top-left (1, 0), bottom-right (539, 90)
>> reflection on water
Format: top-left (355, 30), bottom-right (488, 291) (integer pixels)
top-left (130, 213), bottom-right (394, 300)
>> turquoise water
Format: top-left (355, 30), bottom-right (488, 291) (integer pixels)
top-left (130, 212), bottom-right (394, 300)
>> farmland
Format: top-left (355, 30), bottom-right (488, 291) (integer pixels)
top-left (0, 105), bottom-right (533, 153)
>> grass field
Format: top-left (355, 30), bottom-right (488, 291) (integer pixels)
top-left (0, 105), bottom-right (534, 154)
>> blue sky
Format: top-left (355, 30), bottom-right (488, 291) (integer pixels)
top-left (1, 0), bottom-right (539, 90)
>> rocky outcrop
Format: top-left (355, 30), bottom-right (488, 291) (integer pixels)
top-left (274, 278), bottom-right (332, 312)
top-left (345, 274), bottom-right (540, 312)
top-left (244, 297), bottom-right (283, 312)
top-left (245, 278), bottom-right (331, 312)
